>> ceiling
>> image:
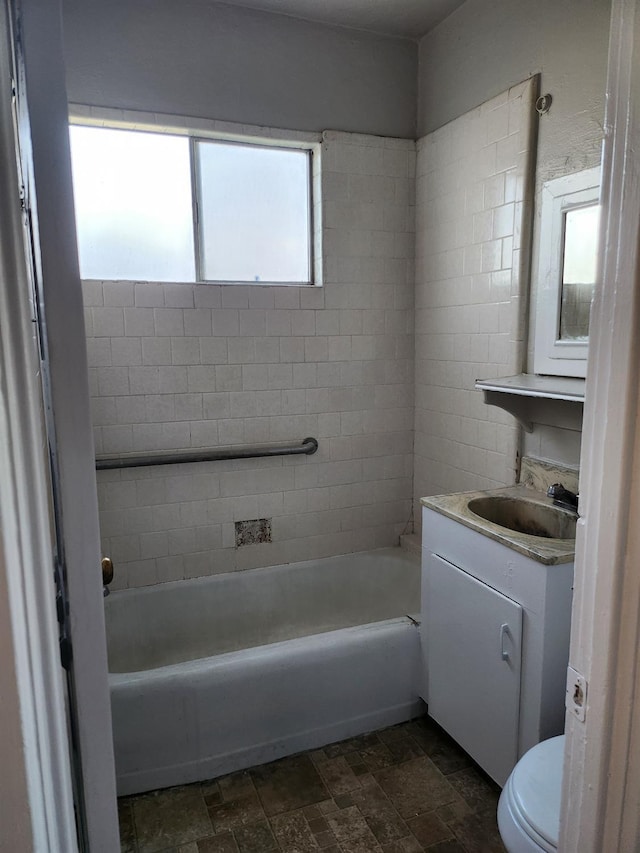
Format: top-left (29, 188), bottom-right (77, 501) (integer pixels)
top-left (216, 0), bottom-right (466, 39)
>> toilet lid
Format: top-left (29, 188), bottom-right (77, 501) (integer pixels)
top-left (510, 735), bottom-right (565, 849)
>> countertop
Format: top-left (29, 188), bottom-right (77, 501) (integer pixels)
top-left (420, 484), bottom-right (576, 565)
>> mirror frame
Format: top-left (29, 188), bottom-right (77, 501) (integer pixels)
top-left (533, 166), bottom-right (601, 377)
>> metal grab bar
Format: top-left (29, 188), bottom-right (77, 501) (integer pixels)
top-left (95, 437), bottom-right (319, 471)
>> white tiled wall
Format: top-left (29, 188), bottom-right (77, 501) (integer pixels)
top-left (85, 130), bottom-right (416, 589)
top-left (413, 80), bottom-right (536, 524)
top-left (522, 420), bottom-right (582, 469)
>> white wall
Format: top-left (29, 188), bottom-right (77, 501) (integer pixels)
top-left (85, 130), bottom-right (416, 589)
top-left (62, 0), bottom-right (418, 139)
top-left (418, 0), bottom-right (611, 468)
top-left (413, 81), bottom-right (536, 519)
top-left (418, 0), bottom-right (609, 170)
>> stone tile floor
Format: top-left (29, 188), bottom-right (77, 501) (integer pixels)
top-left (118, 714), bottom-right (506, 853)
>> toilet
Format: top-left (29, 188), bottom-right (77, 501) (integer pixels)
top-left (498, 735), bottom-right (565, 852)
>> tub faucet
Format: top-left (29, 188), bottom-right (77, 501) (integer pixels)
top-left (547, 483), bottom-right (579, 513)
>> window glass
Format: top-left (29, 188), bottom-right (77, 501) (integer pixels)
top-left (562, 204), bottom-right (599, 284)
top-left (197, 141), bottom-right (311, 283)
top-left (69, 126), bottom-right (195, 282)
top-left (559, 203), bottom-right (600, 341)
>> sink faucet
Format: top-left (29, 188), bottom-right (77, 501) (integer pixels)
top-left (547, 483), bottom-right (579, 513)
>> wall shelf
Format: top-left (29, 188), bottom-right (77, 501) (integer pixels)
top-left (475, 374), bottom-right (585, 432)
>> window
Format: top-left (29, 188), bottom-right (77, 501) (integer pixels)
top-left (69, 124), bottom-right (316, 285)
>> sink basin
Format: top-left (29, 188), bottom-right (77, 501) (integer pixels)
top-left (467, 496), bottom-right (577, 539)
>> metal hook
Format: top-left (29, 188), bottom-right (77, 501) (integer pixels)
top-left (536, 94), bottom-right (552, 115)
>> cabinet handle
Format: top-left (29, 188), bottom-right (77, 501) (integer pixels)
top-left (500, 622), bottom-right (511, 662)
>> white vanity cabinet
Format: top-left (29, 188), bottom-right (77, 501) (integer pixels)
top-left (421, 505), bottom-right (574, 787)
top-left (428, 554), bottom-right (523, 786)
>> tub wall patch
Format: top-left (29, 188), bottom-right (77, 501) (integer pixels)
top-left (235, 518), bottom-right (272, 548)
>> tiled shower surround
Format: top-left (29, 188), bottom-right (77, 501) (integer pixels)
top-left (85, 131), bottom-right (416, 589)
top-left (413, 80), bottom-right (536, 527)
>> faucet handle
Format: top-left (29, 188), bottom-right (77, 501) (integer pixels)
top-left (547, 483), bottom-right (579, 512)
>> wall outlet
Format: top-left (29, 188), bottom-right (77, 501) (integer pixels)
top-left (566, 666), bottom-right (588, 722)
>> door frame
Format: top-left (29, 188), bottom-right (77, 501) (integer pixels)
top-left (2, 0), bottom-right (120, 848)
top-left (560, 0), bottom-right (640, 848)
top-left (0, 3), bottom-right (77, 847)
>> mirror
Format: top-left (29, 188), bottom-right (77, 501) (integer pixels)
top-left (534, 167), bottom-right (601, 378)
top-left (559, 203), bottom-right (600, 342)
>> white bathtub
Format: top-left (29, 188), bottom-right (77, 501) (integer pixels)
top-left (106, 546), bottom-right (422, 795)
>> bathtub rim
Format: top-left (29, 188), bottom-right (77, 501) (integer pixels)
top-left (109, 612), bottom-right (421, 681)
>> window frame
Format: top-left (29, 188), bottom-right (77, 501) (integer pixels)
top-left (68, 108), bottom-right (322, 287)
top-left (189, 135), bottom-right (315, 286)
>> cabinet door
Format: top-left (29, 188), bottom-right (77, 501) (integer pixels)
top-left (427, 554), bottom-right (522, 786)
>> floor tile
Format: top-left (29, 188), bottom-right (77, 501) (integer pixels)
top-left (447, 809), bottom-right (506, 853)
top-left (315, 830), bottom-right (338, 849)
top-left (132, 786), bottom-right (213, 853)
top-left (218, 771), bottom-right (255, 801)
top-left (406, 719), bottom-right (473, 777)
top-left (317, 799), bottom-right (340, 815)
top-left (197, 832), bottom-right (239, 852)
top-left (326, 805), bottom-right (385, 853)
top-left (349, 763), bottom-right (371, 777)
top-left (418, 842), bottom-right (467, 853)
top-left (435, 794), bottom-right (474, 825)
top-left (251, 754), bottom-right (329, 816)
top-left (233, 819), bottom-right (278, 853)
top-left (357, 741), bottom-right (397, 771)
top-left (312, 755), bottom-right (363, 796)
top-left (203, 788), bottom-right (227, 809)
top-left (374, 757), bottom-right (458, 819)
top-left (207, 792), bottom-right (265, 833)
top-left (406, 811), bottom-right (454, 846)
top-left (118, 799), bottom-right (137, 853)
top-left (345, 780), bottom-right (409, 845)
top-left (384, 736), bottom-right (425, 765)
top-left (200, 780), bottom-right (222, 800)
top-left (270, 811), bottom-right (321, 852)
top-left (307, 816), bottom-right (328, 834)
top-left (377, 723), bottom-right (413, 744)
top-left (380, 837), bottom-right (423, 853)
top-left (302, 805), bottom-right (323, 821)
top-left (447, 768), bottom-right (501, 814)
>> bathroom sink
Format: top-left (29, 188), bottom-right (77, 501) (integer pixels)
top-left (467, 496), bottom-right (577, 539)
